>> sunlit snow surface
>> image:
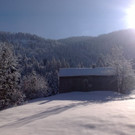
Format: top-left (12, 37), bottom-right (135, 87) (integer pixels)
top-left (0, 91), bottom-right (135, 135)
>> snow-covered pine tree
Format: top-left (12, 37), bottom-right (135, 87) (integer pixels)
top-left (96, 54), bottom-right (108, 67)
top-left (0, 42), bottom-right (24, 110)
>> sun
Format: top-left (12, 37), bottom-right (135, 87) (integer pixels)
top-left (126, 5), bottom-right (135, 28)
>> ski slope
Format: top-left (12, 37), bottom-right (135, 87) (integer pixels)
top-left (0, 91), bottom-right (135, 135)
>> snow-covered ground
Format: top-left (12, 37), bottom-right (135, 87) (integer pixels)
top-left (0, 91), bottom-right (135, 135)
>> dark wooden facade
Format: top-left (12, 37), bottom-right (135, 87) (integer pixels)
top-left (59, 75), bottom-right (117, 93)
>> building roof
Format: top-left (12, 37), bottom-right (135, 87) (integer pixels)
top-left (59, 67), bottom-right (116, 77)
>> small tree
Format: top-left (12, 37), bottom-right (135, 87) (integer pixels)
top-left (45, 70), bottom-right (59, 94)
top-left (22, 71), bottom-right (50, 99)
top-left (96, 54), bottom-right (108, 67)
top-left (0, 43), bottom-right (24, 110)
top-left (107, 47), bottom-right (135, 93)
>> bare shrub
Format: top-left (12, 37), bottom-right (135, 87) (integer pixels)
top-left (22, 72), bottom-right (50, 99)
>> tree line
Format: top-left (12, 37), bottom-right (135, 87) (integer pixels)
top-left (0, 30), bottom-right (135, 110)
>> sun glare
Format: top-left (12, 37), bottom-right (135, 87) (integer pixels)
top-left (126, 5), bottom-right (135, 28)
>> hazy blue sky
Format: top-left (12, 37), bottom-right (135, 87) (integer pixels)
top-left (0, 0), bottom-right (134, 39)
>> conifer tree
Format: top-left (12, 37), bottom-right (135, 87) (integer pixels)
top-left (0, 43), bottom-right (24, 110)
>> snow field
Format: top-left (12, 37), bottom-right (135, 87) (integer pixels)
top-left (0, 91), bottom-right (135, 135)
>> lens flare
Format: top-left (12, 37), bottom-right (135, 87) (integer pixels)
top-left (126, 5), bottom-right (135, 28)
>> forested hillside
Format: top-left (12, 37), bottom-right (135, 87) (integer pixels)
top-left (0, 29), bottom-right (135, 109)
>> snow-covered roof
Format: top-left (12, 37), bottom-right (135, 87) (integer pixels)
top-left (59, 67), bottom-right (116, 77)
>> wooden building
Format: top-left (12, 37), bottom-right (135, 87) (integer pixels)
top-left (59, 67), bottom-right (117, 93)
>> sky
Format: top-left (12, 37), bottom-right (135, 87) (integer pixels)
top-left (0, 0), bottom-right (134, 39)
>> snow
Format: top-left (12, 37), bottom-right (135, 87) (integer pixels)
top-left (0, 91), bottom-right (135, 135)
top-left (59, 67), bottom-right (116, 77)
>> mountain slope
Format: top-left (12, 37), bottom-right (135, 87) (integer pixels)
top-left (0, 29), bottom-right (135, 66)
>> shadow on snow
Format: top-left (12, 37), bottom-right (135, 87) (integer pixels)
top-left (0, 91), bottom-right (135, 129)
top-left (37, 91), bottom-right (135, 105)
